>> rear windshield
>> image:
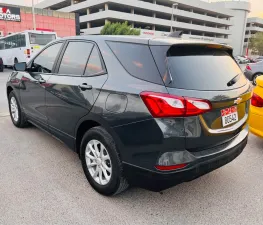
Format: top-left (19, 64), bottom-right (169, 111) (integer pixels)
top-left (29, 33), bottom-right (56, 45)
top-left (151, 45), bottom-right (247, 91)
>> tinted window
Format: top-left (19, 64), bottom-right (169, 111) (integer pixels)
top-left (5, 37), bottom-right (11, 49)
top-left (0, 40), bottom-right (4, 50)
top-left (17, 34), bottom-right (26, 48)
top-left (58, 42), bottom-right (93, 75)
top-left (33, 42), bottom-right (63, 73)
top-left (151, 45), bottom-right (247, 91)
top-left (85, 46), bottom-right (105, 76)
top-left (107, 41), bottom-right (163, 84)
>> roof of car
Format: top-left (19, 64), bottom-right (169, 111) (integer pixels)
top-left (60, 35), bottom-right (232, 49)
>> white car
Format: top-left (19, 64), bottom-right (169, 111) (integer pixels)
top-left (234, 56), bottom-right (250, 64)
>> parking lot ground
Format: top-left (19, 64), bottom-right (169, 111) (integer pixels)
top-left (0, 69), bottom-right (9, 115)
top-left (1, 70), bottom-right (263, 225)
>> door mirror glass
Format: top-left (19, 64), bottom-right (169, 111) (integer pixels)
top-left (14, 62), bottom-right (27, 71)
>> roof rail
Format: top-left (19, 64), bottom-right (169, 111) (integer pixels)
top-left (168, 31), bottom-right (183, 38)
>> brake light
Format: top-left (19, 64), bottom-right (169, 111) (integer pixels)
top-left (26, 49), bottom-right (31, 58)
top-left (140, 92), bottom-right (212, 117)
top-left (155, 163), bottom-right (187, 171)
top-left (246, 65), bottom-right (251, 71)
top-left (251, 93), bottom-right (263, 107)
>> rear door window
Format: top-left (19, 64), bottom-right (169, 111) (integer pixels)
top-left (151, 45), bottom-right (247, 91)
top-left (84, 46), bottom-right (106, 76)
top-left (107, 41), bottom-right (163, 84)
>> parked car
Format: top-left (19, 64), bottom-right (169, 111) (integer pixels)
top-left (244, 61), bottom-right (263, 85)
top-left (241, 55), bottom-right (256, 63)
top-left (255, 56), bottom-right (263, 63)
top-left (0, 57), bottom-right (3, 72)
top-left (6, 36), bottom-right (251, 196)
top-left (234, 56), bottom-right (250, 64)
top-left (249, 76), bottom-right (263, 138)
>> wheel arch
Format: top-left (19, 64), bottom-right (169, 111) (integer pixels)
top-left (252, 72), bottom-right (263, 84)
top-left (7, 85), bottom-right (13, 97)
top-left (75, 113), bottom-right (122, 155)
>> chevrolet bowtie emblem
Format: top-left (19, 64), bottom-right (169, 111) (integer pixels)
top-left (234, 97), bottom-right (242, 105)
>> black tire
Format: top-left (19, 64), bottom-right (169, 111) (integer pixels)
top-left (80, 126), bottom-right (129, 196)
top-left (253, 73), bottom-right (263, 86)
top-left (0, 66), bottom-right (3, 72)
top-left (8, 91), bottom-right (28, 128)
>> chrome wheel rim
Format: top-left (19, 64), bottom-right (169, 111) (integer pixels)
top-left (85, 140), bottom-right (112, 186)
top-left (10, 97), bottom-right (19, 122)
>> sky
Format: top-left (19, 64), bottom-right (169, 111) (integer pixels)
top-left (0, 0), bottom-right (262, 17)
top-left (249, 0), bottom-right (263, 17)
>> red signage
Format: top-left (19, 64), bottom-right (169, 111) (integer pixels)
top-left (0, 5), bottom-right (21, 22)
top-left (36, 28), bottom-right (54, 32)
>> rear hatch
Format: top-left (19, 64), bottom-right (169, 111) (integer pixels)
top-left (150, 43), bottom-right (252, 151)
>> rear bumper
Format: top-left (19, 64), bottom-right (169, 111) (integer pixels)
top-left (123, 126), bottom-right (248, 192)
top-left (249, 111), bottom-right (263, 138)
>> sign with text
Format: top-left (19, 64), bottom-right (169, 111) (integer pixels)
top-left (0, 5), bottom-right (21, 22)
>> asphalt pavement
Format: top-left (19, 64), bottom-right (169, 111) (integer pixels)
top-left (1, 69), bottom-right (263, 225)
top-left (0, 69), bottom-right (9, 116)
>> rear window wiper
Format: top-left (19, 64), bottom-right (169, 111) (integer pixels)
top-left (227, 74), bottom-right (240, 87)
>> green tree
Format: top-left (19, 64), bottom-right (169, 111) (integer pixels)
top-left (250, 32), bottom-right (263, 55)
top-left (100, 21), bottom-right (140, 35)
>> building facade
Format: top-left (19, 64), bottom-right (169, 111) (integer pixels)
top-left (36, 0), bottom-right (251, 55)
top-left (0, 4), bottom-right (78, 37)
top-left (244, 17), bottom-right (263, 54)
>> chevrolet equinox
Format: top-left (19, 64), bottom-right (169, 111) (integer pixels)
top-left (6, 36), bottom-right (251, 196)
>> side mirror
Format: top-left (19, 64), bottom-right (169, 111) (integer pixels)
top-left (14, 62), bottom-right (27, 71)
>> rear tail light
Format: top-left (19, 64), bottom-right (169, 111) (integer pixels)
top-left (251, 93), bottom-right (263, 107)
top-left (246, 65), bottom-right (251, 71)
top-left (26, 49), bottom-right (31, 58)
top-left (140, 92), bottom-right (212, 118)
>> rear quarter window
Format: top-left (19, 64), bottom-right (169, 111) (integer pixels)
top-left (107, 41), bottom-right (163, 85)
top-left (151, 45), bottom-right (247, 91)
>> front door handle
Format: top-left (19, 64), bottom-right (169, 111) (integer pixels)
top-left (78, 83), bottom-right (92, 91)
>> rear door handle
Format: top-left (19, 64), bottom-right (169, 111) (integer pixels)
top-left (78, 83), bottom-right (92, 90)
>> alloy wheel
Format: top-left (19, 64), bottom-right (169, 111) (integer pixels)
top-left (10, 97), bottom-right (19, 122)
top-left (85, 140), bottom-right (112, 186)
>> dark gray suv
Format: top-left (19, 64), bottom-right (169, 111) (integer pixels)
top-left (6, 36), bottom-right (251, 195)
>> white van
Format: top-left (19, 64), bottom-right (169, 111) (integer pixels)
top-left (0, 30), bottom-right (57, 66)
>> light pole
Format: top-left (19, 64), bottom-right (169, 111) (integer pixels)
top-left (171, 3), bottom-right (178, 32)
top-left (32, 0), bottom-right (36, 30)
